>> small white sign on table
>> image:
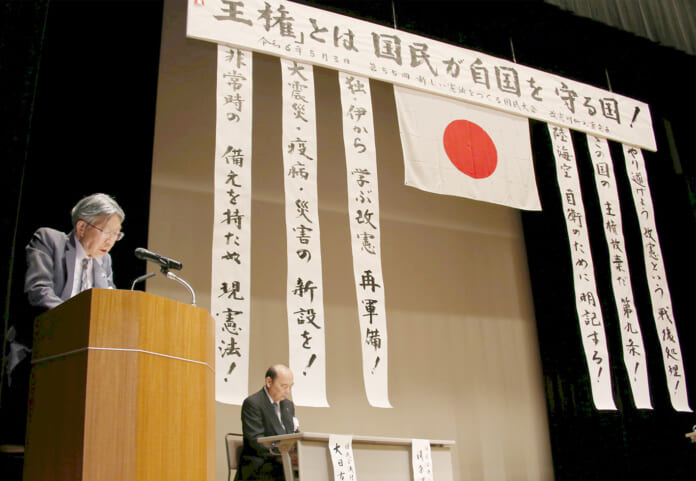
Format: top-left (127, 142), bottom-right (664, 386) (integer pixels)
top-left (329, 434), bottom-right (357, 481)
top-left (412, 439), bottom-right (434, 481)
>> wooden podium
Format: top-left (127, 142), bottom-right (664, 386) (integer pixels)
top-left (23, 289), bottom-right (215, 481)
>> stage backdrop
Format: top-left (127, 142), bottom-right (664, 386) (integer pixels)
top-left (146, 1), bottom-right (553, 480)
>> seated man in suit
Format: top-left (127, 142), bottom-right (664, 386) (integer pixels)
top-left (24, 192), bottom-right (125, 311)
top-left (237, 364), bottom-right (298, 480)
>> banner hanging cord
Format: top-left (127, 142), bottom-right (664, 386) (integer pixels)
top-left (509, 37), bottom-right (517, 63)
top-left (605, 68), bottom-right (613, 92)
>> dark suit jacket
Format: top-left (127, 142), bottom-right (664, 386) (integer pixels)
top-left (24, 227), bottom-right (115, 310)
top-left (236, 388), bottom-right (296, 480)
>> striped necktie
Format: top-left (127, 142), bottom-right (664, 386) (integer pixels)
top-left (80, 258), bottom-right (92, 292)
top-left (274, 402), bottom-right (285, 432)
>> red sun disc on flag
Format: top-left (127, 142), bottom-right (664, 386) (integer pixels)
top-left (442, 119), bottom-right (498, 179)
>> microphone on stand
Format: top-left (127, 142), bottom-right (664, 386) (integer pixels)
top-left (134, 247), bottom-right (183, 271)
top-left (134, 248), bottom-right (196, 305)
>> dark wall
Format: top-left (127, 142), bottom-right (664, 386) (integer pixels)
top-left (0, 0), bottom-right (163, 444)
top-left (2, 0), bottom-right (163, 334)
top-left (15, 0), bottom-right (163, 298)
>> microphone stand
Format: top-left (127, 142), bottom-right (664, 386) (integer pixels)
top-left (161, 267), bottom-right (196, 306)
top-left (130, 272), bottom-right (156, 290)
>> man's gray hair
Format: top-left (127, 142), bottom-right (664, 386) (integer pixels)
top-left (70, 193), bottom-right (125, 228)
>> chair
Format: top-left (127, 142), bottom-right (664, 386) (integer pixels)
top-left (225, 433), bottom-right (244, 481)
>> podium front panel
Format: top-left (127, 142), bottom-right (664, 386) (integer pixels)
top-left (24, 289), bottom-right (215, 481)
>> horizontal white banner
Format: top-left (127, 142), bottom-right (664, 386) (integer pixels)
top-left (187, 0), bottom-right (656, 151)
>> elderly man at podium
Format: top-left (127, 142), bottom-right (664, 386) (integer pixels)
top-left (237, 364), bottom-right (298, 480)
top-left (24, 193), bottom-right (125, 311)
top-left (0, 193), bottom-right (125, 446)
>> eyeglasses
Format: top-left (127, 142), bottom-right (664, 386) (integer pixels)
top-left (84, 221), bottom-right (125, 241)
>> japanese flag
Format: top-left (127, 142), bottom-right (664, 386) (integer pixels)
top-left (394, 85), bottom-right (541, 211)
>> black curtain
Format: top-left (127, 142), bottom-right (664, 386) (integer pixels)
top-left (523, 120), bottom-right (695, 480)
top-left (0, 0), bottom-right (163, 445)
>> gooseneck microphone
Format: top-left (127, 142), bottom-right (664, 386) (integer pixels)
top-left (134, 247), bottom-right (183, 271)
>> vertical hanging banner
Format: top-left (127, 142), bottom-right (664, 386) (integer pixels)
top-left (281, 58), bottom-right (329, 407)
top-left (329, 434), bottom-right (357, 481)
top-left (411, 439), bottom-right (434, 481)
top-left (547, 124), bottom-right (616, 410)
top-left (586, 135), bottom-right (652, 409)
top-left (212, 46), bottom-right (253, 404)
top-left (338, 72), bottom-right (392, 408)
top-left (622, 145), bottom-right (692, 412)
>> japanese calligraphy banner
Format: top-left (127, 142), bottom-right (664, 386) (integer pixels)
top-left (586, 135), bottom-right (652, 409)
top-left (395, 85), bottom-right (541, 210)
top-left (411, 439), bottom-right (434, 481)
top-left (187, 0), bottom-right (656, 151)
top-left (329, 434), bottom-right (357, 481)
top-left (339, 72), bottom-right (392, 408)
top-left (622, 145), bottom-right (691, 412)
top-left (548, 124), bottom-right (617, 411)
top-left (281, 58), bottom-right (329, 407)
top-left (213, 46), bottom-right (253, 404)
